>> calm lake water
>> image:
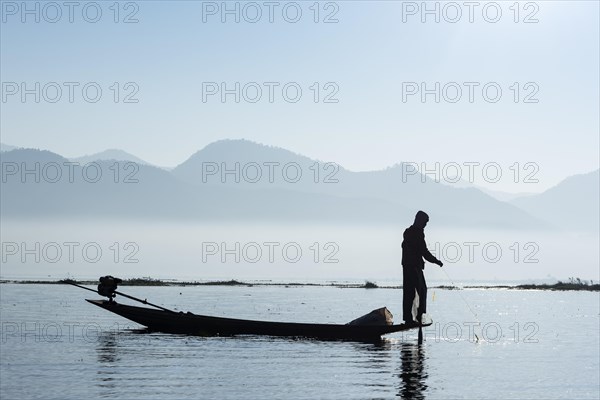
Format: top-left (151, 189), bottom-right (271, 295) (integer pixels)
top-left (1, 284), bottom-right (598, 399)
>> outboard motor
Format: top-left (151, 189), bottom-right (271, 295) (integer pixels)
top-left (97, 276), bottom-right (122, 301)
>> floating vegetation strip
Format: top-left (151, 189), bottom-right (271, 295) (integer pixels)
top-left (0, 277), bottom-right (597, 291)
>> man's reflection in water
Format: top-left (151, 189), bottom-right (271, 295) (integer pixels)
top-left (398, 343), bottom-right (428, 399)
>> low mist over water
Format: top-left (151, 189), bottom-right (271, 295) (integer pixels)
top-left (2, 220), bottom-right (598, 283)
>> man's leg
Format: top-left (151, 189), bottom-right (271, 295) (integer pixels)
top-left (403, 267), bottom-right (417, 322)
top-left (416, 268), bottom-right (427, 322)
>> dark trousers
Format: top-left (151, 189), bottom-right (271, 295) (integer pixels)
top-left (403, 266), bottom-right (427, 322)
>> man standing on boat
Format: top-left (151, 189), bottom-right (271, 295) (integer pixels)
top-left (402, 210), bottom-right (443, 326)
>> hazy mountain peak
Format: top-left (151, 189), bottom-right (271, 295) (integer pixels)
top-left (510, 169), bottom-right (599, 231)
top-left (70, 149), bottom-right (151, 166)
top-left (192, 139), bottom-right (309, 160)
top-left (177, 139), bottom-right (318, 170)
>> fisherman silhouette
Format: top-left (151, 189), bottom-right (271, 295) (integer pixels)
top-left (402, 211), bottom-right (443, 326)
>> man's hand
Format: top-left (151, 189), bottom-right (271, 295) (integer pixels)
top-left (436, 260), bottom-right (444, 267)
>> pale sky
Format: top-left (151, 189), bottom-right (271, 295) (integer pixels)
top-left (1, 1), bottom-right (599, 192)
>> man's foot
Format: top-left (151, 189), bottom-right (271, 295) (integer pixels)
top-left (403, 320), bottom-right (420, 328)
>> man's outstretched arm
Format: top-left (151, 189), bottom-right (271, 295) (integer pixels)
top-left (420, 234), bottom-right (443, 266)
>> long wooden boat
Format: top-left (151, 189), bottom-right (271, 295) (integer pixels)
top-left (87, 299), bottom-right (429, 341)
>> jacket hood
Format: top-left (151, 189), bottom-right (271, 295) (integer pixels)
top-left (413, 210), bottom-right (429, 228)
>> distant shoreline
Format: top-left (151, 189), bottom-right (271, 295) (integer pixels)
top-left (0, 278), bottom-right (598, 291)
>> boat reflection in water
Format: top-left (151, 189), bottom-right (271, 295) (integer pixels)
top-left (91, 330), bottom-right (429, 399)
top-left (398, 342), bottom-right (428, 399)
top-left (97, 331), bottom-right (120, 364)
top-left (95, 331), bottom-right (121, 398)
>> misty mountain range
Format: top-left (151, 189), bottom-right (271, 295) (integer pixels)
top-left (1, 140), bottom-right (598, 231)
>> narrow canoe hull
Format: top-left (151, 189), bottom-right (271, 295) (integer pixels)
top-left (87, 299), bottom-right (429, 341)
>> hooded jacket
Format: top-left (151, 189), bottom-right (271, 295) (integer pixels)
top-left (401, 211), bottom-right (440, 269)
